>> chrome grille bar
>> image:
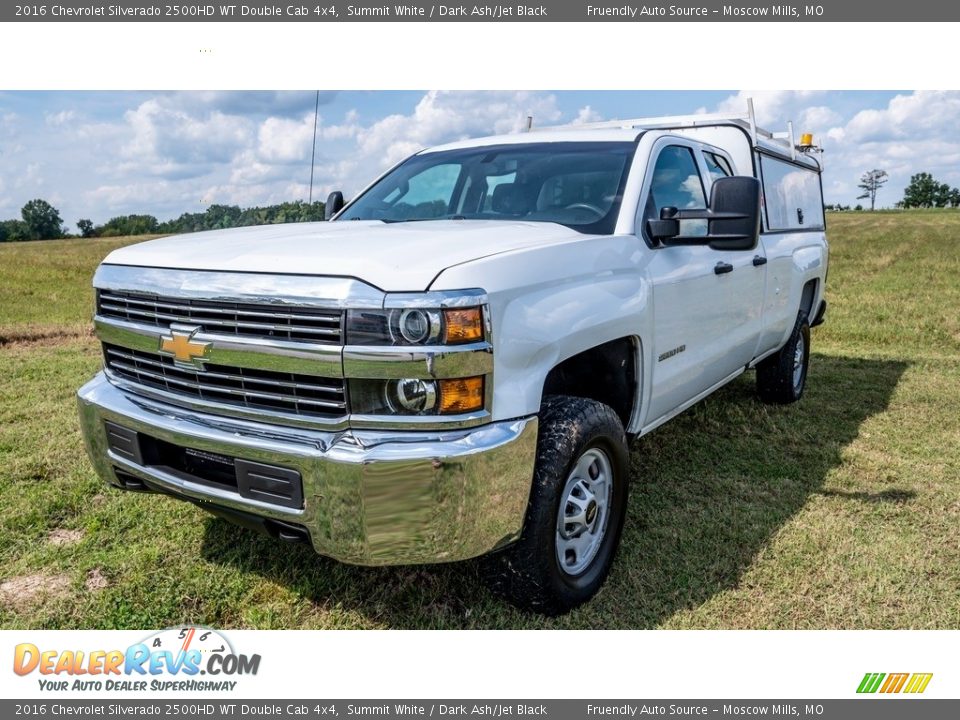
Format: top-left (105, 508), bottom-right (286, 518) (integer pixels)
top-left (97, 291), bottom-right (343, 343)
top-left (103, 344), bottom-right (347, 418)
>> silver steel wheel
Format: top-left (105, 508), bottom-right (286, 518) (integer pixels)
top-left (555, 447), bottom-right (614, 576)
top-left (793, 333), bottom-right (806, 390)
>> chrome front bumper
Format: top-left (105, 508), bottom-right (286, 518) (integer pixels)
top-left (77, 372), bottom-right (537, 565)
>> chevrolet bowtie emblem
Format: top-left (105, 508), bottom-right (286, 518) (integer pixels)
top-left (158, 327), bottom-right (211, 369)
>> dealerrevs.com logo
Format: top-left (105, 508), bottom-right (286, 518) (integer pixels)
top-left (13, 627), bottom-right (261, 692)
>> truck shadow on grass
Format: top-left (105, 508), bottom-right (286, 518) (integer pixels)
top-left (200, 353), bottom-right (908, 628)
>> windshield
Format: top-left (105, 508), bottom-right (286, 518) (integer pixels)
top-left (337, 141), bottom-right (637, 234)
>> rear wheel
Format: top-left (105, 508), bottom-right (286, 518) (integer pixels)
top-left (482, 395), bottom-right (629, 615)
top-left (756, 311), bottom-right (810, 404)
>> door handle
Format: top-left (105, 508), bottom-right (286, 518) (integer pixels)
top-left (714, 261), bottom-right (734, 275)
top-left (752, 255), bottom-right (768, 266)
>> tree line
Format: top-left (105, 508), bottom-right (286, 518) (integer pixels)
top-left (847, 169), bottom-right (960, 211)
top-left (0, 199), bottom-right (326, 242)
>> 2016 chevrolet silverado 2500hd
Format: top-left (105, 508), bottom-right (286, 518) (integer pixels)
top-left (78, 105), bottom-right (828, 615)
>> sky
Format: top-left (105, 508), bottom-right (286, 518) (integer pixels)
top-left (1, 90), bottom-right (957, 231)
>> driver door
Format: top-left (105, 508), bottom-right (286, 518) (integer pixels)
top-left (641, 141), bottom-right (765, 424)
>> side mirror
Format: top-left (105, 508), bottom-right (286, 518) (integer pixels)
top-left (646, 176), bottom-right (761, 250)
top-left (706, 176), bottom-right (761, 251)
top-left (324, 191), bottom-right (344, 220)
top-left (647, 207), bottom-right (680, 241)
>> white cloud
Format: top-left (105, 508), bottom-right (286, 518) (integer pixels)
top-left (352, 91), bottom-right (563, 172)
top-left (121, 98), bottom-right (254, 170)
top-left (163, 91), bottom-right (336, 117)
top-left (19, 162), bottom-right (43, 188)
top-left (828, 95), bottom-right (960, 205)
top-left (841, 91), bottom-right (960, 143)
top-left (715, 90), bottom-right (826, 126)
top-left (799, 105), bottom-right (841, 129)
top-left (709, 90), bottom-right (960, 207)
top-left (45, 109), bottom-right (76, 126)
top-left (86, 181), bottom-right (178, 208)
top-left (572, 105), bottom-right (602, 125)
top-left (256, 114), bottom-right (315, 163)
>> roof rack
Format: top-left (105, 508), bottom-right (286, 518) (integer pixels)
top-left (538, 98), bottom-right (810, 162)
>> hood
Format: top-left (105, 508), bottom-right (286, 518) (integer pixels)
top-left (102, 220), bottom-right (588, 292)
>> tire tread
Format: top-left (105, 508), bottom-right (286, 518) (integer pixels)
top-left (482, 395), bottom-right (629, 615)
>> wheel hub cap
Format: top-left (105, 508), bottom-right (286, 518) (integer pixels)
top-left (555, 448), bottom-right (614, 576)
top-left (793, 334), bottom-right (805, 389)
top-left (586, 501), bottom-right (598, 524)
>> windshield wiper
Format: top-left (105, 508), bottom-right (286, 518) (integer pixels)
top-left (377, 215), bottom-right (468, 224)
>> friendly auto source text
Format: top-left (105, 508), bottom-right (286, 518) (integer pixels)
top-left (587, 5), bottom-right (819, 16)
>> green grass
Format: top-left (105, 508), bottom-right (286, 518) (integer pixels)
top-left (1, 213), bottom-right (958, 629)
top-left (0, 235), bottom-right (164, 343)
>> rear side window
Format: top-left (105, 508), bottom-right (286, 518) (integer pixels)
top-left (704, 152), bottom-right (733, 180)
top-left (760, 156), bottom-right (825, 231)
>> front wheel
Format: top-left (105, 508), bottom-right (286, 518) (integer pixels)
top-left (482, 395), bottom-right (630, 615)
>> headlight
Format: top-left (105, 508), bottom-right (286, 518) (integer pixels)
top-left (345, 307), bottom-right (483, 346)
top-left (350, 376), bottom-right (484, 416)
top-left (387, 378), bottom-right (437, 413)
top-left (397, 309), bottom-right (433, 344)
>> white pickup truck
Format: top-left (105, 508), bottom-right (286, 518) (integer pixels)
top-left (78, 108), bottom-right (828, 615)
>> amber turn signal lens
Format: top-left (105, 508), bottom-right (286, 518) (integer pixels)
top-left (442, 307), bottom-right (483, 344)
top-left (438, 376), bottom-right (484, 414)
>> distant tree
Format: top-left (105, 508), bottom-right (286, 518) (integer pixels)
top-left (854, 204), bottom-right (864, 211)
top-left (0, 219), bottom-right (29, 241)
top-left (856, 169), bottom-right (888, 211)
top-left (949, 188), bottom-right (960, 208)
top-left (0, 220), bottom-right (30, 242)
top-left (77, 219), bottom-right (96, 238)
top-left (902, 172), bottom-right (955, 208)
top-left (97, 214), bottom-right (160, 237)
top-left (157, 200), bottom-right (326, 235)
top-left (20, 198), bottom-right (64, 240)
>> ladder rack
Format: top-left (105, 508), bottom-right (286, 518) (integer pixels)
top-left (537, 98), bottom-right (813, 163)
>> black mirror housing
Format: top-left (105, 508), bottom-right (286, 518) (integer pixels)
top-left (706, 176), bottom-right (761, 251)
top-left (647, 177), bottom-right (761, 250)
top-left (324, 191), bottom-right (345, 221)
top-left (647, 206), bottom-right (680, 240)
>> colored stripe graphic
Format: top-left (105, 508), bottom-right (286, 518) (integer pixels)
top-left (857, 673), bottom-right (885, 693)
top-left (904, 673), bottom-right (933, 694)
top-left (880, 673), bottom-right (909, 693)
top-left (857, 672), bottom-right (933, 694)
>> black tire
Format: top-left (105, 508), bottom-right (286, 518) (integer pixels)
top-left (482, 395), bottom-right (630, 616)
top-left (756, 311), bottom-right (810, 404)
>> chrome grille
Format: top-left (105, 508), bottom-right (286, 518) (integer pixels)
top-left (97, 291), bottom-right (343, 344)
top-left (103, 344), bottom-right (347, 418)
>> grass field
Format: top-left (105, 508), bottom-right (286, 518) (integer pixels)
top-left (1, 213), bottom-right (958, 629)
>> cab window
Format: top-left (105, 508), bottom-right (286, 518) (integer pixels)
top-left (645, 145), bottom-right (707, 238)
top-left (704, 151), bottom-right (733, 181)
